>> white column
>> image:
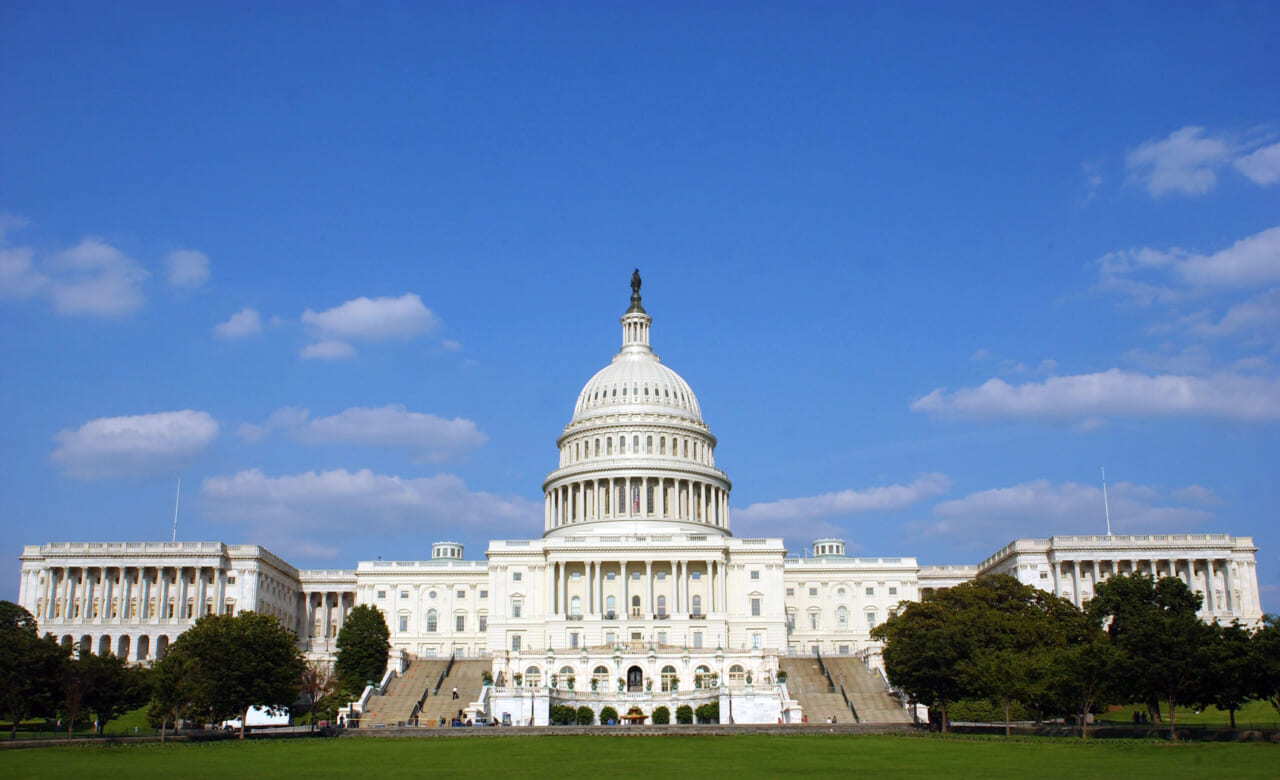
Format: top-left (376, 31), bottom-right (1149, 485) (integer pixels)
top-left (622, 560), bottom-right (630, 617)
top-left (561, 562), bottom-right (569, 616)
top-left (1222, 559), bottom-right (1233, 613)
top-left (674, 561), bottom-right (682, 616)
top-left (645, 561), bottom-right (653, 617)
top-left (1204, 559), bottom-right (1215, 613)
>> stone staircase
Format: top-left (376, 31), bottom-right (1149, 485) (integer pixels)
top-left (417, 659), bottom-right (490, 725)
top-left (778, 657), bottom-right (853, 724)
top-left (823, 657), bottom-right (913, 724)
top-left (361, 657), bottom-right (448, 727)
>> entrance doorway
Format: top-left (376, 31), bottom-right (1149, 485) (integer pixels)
top-left (627, 665), bottom-right (644, 692)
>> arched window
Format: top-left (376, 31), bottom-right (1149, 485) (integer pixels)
top-left (606, 595), bottom-right (616, 617)
top-left (426, 609), bottom-right (438, 632)
top-left (595, 439), bottom-right (600, 456)
top-left (631, 595), bottom-right (641, 617)
top-left (694, 665), bottom-right (713, 689)
top-left (661, 665), bottom-right (678, 692)
top-left (632, 435), bottom-right (639, 452)
top-left (619, 436), bottom-right (626, 454)
top-left (607, 438), bottom-right (613, 455)
top-left (524, 666), bottom-right (541, 688)
top-left (837, 606), bottom-right (848, 628)
top-left (646, 436), bottom-right (653, 453)
top-left (728, 664), bottom-right (746, 684)
top-left (692, 595), bottom-right (702, 615)
top-left (570, 596), bottom-right (581, 618)
top-left (593, 665), bottom-right (610, 688)
top-left (656, 595), bottom-right (666, 616)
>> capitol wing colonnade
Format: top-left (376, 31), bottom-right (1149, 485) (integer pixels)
top-left (12, 274), bottom-right (1268, 724)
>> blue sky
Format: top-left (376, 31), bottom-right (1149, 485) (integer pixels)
top-left (2, 2), bottom-right (1278, 607)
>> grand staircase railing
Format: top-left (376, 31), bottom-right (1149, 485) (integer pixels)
top-left (432, 652), bottom-right (457, 697)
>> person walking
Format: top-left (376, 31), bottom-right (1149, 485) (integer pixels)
top-left (452, 686), bottom-right (459, 700)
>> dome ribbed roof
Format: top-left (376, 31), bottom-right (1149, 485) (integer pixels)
top-left (571, 352), bottom-right (702, 424)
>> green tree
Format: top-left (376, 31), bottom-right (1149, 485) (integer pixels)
top-left (1194, 622), bottom-right (1255, 729)
top-left (300, 660), bottom-right (337, 730)
top-left (1087, 573), bottom-right (1213, 741)
top-left (1044, 633), bottom-right (1121, 738)
top-left (576, 705), bottom-right (594, 725)
top-left (159, 612), bottom-right (304, 739)
top-left (675, 704), bottom-right (694, 724)
top-left (0, 601), bottom-right (67, 740)
top-left (147, 648), bottom-right (198, 742)
top-left (599, 705), bottom-right (619, 724)
top-left (651, 705), bottom-right (670, 724)
top-left (334, 605), bottom-right (390, 693)
top-left (60, 652), bottom-right (93, 737)
top-left (1252, 615), bottom-right (1280, 719)
top-left (79, 651), bottom-right (147, 734)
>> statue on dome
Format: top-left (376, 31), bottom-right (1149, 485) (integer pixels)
top-left (630, 268), bottom-right (642, 296)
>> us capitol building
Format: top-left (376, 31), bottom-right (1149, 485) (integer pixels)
top-left (16, 275), bottom-right (1265, 724)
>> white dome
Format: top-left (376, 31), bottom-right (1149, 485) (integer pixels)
top-left (571, 352), bottom-right (702, 424)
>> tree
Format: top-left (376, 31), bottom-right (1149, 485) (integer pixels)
top-left (147, 648), bottom-right (198, 742)
top-left (334, 605), bottom-right (390, 694)
top-left (1088, 573), bottom-right (1213, 741)
top-left (1252, 615), bottom-right (1280, 720)
top-left (0, 601), bottom-right (67, 740)
top-left (159, 612), bottom-right (304, 739)
top-left (80, 651), bottom-right (147, 734)
top-left (1044, 633), bottom-right (1121, 739)
top-left (872, 597), bottom-right (967, 732)
top-left (576, 705), bottom-right (594, 725)
top-left (1194, 622), bottom-right (1255, 729)
top-left (300, 660), bottom-right (337, 730)
top-left (60, 653), bottom-right (92, 737)
top-left (675, 704), bottom-right (694, 724)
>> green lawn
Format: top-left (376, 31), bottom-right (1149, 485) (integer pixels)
top-left (1, 734), bottom-right (1276, 779)
top-left (1096, 700), bottom-right (1279, 729)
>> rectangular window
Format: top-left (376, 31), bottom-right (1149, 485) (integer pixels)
top-left (456, 615), bottom-right (465, 631)
top-left (809, 613), bottom-right (819, 629)
top-left (866, 587), bottom-right (875, 597)
top-left (479, 616), bottom-right (487, 632)
top-left (750, 570), bottom-right (760, 580)
top-left (398, 616), bottom-right (408, 632)
top-left (808, 587), bottom-right (817, 596)
top-left (511, 635), bottom-right (521, 652)
top-left (657, 631), bottom-right (667, 644)
top-left (511, 600), bottom-right (522, 618)
top-left (456, 590), bottom-right (466, 600)
top-left (512, 572), bottom-right (522, 582)
top-left (693, 632), bottom-right (703, 649)
top-left (888, 587), bottom-right (897, 596)
top-left (1040, 572), bottom-right (1049, 580)
top-left (631, 572), bottom-right (641, 580)
top-left (480, 590), bottom-right (488, 599)
top-left (786, 588), bottom-right (795, 597)
top-left (377, 590), bottom-right (387, 600)
top-left (606, 572), bottom-right (616, 580)
top-left (570, 633), bottom-right (579, 649)
top-left (866, 612), bottom-right (877, 627)
top-left (227, 576), bottom-right (236, 584)
top-left (400, 591), bottom-right (409, 599)
top-left (752, 633), bottom-right (761, 649)
top-left (839, 645), bottom-right (850, 655)
top-left (691, 572), bottom-right (701, 580)
top-left (570, 572), bottom-right (581, 580)
top-left (605, 631), bottom-right (615, 645)
top-left (751, 598), bottom-right (761, 616)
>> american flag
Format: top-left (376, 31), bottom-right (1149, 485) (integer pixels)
top-left (632, 487), bottom-right (640, 512)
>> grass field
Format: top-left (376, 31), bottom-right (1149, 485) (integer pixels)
top-left (1095, 700), bottom-right (1279, 729)
top-left (1, 734), bottom-right (1276, 779)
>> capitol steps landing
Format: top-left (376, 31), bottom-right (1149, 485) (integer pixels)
top-left (777, 658), bottom-right (850, 724)
top-left (417, 660), bottom-right (490, 725)
top-left (821, 657), bottom-right (913, 725)
top-left (362, 658), bottom-right (447, 727)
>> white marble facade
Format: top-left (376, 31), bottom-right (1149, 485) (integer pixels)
top-left (15, 279), bottom-right (1266, 722)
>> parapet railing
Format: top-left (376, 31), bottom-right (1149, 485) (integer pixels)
top-left (839, 682), bottom-right (860, 723)
top-left (432, 652), bottom-right (456, 697)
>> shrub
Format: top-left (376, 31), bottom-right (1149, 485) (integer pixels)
top-left (776, 671), bottom-right (787, 684)
top-left (652, 706), bottom-right (670, 724)
top-left (675, 705), bottom-right (694, 724)
top-left (549, 705), bottom-right (577, 725)
top-left (600, 706), bottom-right (619, 725)
top-left (481, 671), bottom-right (493, 685)
top-left (576, 706), bottom-right (594, 725)
top-left (695, 702), bottom-right (719, 724)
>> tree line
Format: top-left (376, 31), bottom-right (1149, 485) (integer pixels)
top-left (1, 600), bottom-right (391, 740)
top-left (871, 573), bottom-right (1280, 739)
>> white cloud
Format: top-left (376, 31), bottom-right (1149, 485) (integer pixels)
top-left (1123, 344), bottom-right (1213, 374)
top-left (201, 468), bottom-right (540, 540)
top-left (1171, 484), bottom-right (1221, 505)
top-left (296, 405), bottom-right (486, 463)
top-left (735, 473), bottom-right (951, 528)
top-left (301, 294), bottom-right (438, 341)
top-left (45, 239), bottom-right (148, 317)
top-left (916, 479), bottom-right (1213, 544)
top-left (1126, 126), bottom-right (1230, 197)
top-left (213, 308), bottom-right (262, 338)
top-left (1193, 288), bottom-right (1280, 336)
top-left (911, 369), bottom-right (1280, 422)
top-left (300, 340), bottom-right (356, 360)
top-left (970, 348), bottom-right (990, 362)
top-left (443, 339), bottom-right (462, 352)
top-left (236, 406), bottom-right (310, 442)
top-left (1233, 141), bottom-right (1280, 186)
top-left (51, 410), bottom-right (218, 479)
top-left (164, 249), bottom-right (210, 288)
